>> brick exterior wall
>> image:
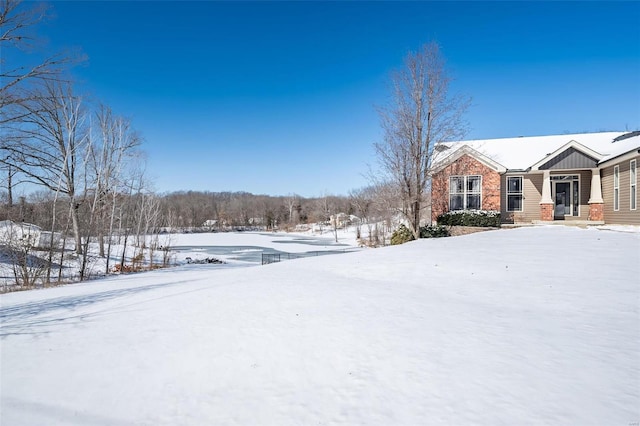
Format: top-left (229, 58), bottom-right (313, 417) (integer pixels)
top-left (431, 154), bottom-right (501, 222)
top-left (540, 203), bottom-right (554, 221)
top-left (588, 202), bottom-right (604, 221)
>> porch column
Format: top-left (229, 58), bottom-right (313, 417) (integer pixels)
top-left (539, 170), bottom-right (554, 221)
top-left (588, 168), bottom-right (604, 221)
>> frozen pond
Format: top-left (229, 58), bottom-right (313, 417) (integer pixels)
top-left (171, 232), bottom-right (358, 266)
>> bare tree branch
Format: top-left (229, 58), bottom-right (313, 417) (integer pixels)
top-left (372, 42), bottom-right (470, 238)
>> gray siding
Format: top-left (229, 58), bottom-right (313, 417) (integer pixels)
top-left (539, 147), bottom-right (599, 170)
top-left (501, 173), bottom-right (542, 223)
top-left (601, 154), bottom-right (640, 225)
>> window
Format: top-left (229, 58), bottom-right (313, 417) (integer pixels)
top-left (631, 160), bottom-right (637, 211)
top-left (450, 175), bottom-right (481, 211)
top-left (614, 165), bottom-right (620, 211)
top-left (506, 176), bottom-right (523, 212)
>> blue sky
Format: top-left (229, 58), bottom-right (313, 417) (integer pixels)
top-left (34, 1), bottom-right (640, 197)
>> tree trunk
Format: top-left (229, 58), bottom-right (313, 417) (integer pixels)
top-left (70, 200), bottom-right (82, 255)
top-left (412, 200), bottom-right (421, 239)
top-left (7, 165), bottom-right (13, 208)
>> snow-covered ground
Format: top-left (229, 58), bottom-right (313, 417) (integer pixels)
top-left (170, 229), bottom-right (361, 266)
top-left (1, 226), bottom-right (639, 425)
top-left (0, 227), bottom-right (361, 288)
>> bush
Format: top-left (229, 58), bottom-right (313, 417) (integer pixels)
top-left (420, 225), bottom-right (450, 238)
top-left (436, 210), bottom-right (501, 227)
top-left (390, 224), bottom-right (414, 245)
top-left (391, 224), bottom-right (451, 245)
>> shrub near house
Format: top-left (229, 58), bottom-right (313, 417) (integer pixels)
top-left (391, 224), bottom-right (450, 245)
top-left (437, 210), bottom-right (501, 227)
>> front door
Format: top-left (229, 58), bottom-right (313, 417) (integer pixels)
top-left (554, 182), bottom-right (571, 220)
top-left (551, 175), bottom-right (580, 219)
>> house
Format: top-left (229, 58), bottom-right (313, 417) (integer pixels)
top-left (0, 220), bottom-right (43, 248)
top-left (202, 219), bottom-right (218, 228)
top-left (431, 131), bottom-right (640, 225)
top-left (36, 231), bottom-right (64, 249)
top-left (330, 213), bottom-right (351, 229)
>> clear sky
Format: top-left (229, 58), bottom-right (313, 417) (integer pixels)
top-left (34, 1), bottom-right (640, 197)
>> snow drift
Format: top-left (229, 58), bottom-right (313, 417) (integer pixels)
top-left (1, 226), bottom-right (638, 425)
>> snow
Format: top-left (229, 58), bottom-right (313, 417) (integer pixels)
top-left (436, 131), bottom-right (627, 170)
top-left (170, 229), bottom-right (360, 265)
top-left (0, 229), bottom-right (360, 288)
top-left (172, 230), bottom-right (355, 255)
top-left (1, 226), bottom-right (639, 425)
top-left (599, 134), bottom-right (640, 164)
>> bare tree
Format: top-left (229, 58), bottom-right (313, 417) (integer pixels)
top-left (349, 186), bottom-right (374, 241)
top-left (90, 106), bottom-right (141, 256)
top-left (0, 221), bottom-right (47, 290)
top-left (371, 182), bottom-right (400, 245)
top-left (284, 193), bottom-right (300, 225)
top-left (137, 192), bottom-right (160, 270)
top-left (2, 79), bottom-right (88, 253)
top-left (2, 163), bottom-right (17, 207)
top-left (373, 42), bottom-right (469, 239)
top-left (116, 170), bottom-right (142, 272)
top-left (0, 0), bottom-right (78, 120)
top-left (1, 0), bottom-right (81, 209)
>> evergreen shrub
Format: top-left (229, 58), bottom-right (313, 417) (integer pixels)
top-left (390, 224), bottom-right (414, 245)
top-left (420, 225), bottom-right (450, 238)
top-left (436, 210), bottom-right (501, 227)
top-left (391, 224), bottom-right (451, 245)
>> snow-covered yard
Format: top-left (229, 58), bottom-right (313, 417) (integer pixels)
top-left (1, 226), bottom-right (638, 425)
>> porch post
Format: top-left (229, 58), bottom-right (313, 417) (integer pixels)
top-left (588, 168), bottom-right (604, 221)
top-left (539, 170), bottom-right (554, 221)
top-left (588, 168), bottom-right (603, 203)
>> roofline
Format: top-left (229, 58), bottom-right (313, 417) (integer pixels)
top-left (613, 131), bottom-right (640, 142)
top-left (432, 145), bottom-right (507, 174)
top-left (529, 140), bottom-right (604, 171)
top-left (440, 131), bottom-right (626, 146)
top-left (598, 147), bottom-right (640, 166)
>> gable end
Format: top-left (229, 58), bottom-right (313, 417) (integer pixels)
top-left (538, 147), bottom-right (599, 170)
top-left (432, 145), bottom-right (507, 174)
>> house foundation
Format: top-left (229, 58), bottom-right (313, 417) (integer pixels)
top-left (540, 203), bottom-right (554, 221)
top-left (588, 202), bottom-right (604, 221)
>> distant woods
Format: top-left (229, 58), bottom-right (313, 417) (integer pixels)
top-left (132, 191), bottom-right (366, 231)
top-left (1, 190), bottom-right (376, 232)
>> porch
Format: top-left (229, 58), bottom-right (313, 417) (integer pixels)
top-left (538, 168), bottom-right (603, 222)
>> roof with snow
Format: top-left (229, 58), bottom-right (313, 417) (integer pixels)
top-left (599, 133), bottom-right (640, 164)
top-left (434, 131), bottom-right (638, 171)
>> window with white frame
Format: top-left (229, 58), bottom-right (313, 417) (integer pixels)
top-left (614, 165), bottom-right (620, 211)
top-left (631, 160), bottom-right (637, 210)
top-left (506, 176), bottom-right (523, 212)
top-left (449, 175), bottom-right (481, 210)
